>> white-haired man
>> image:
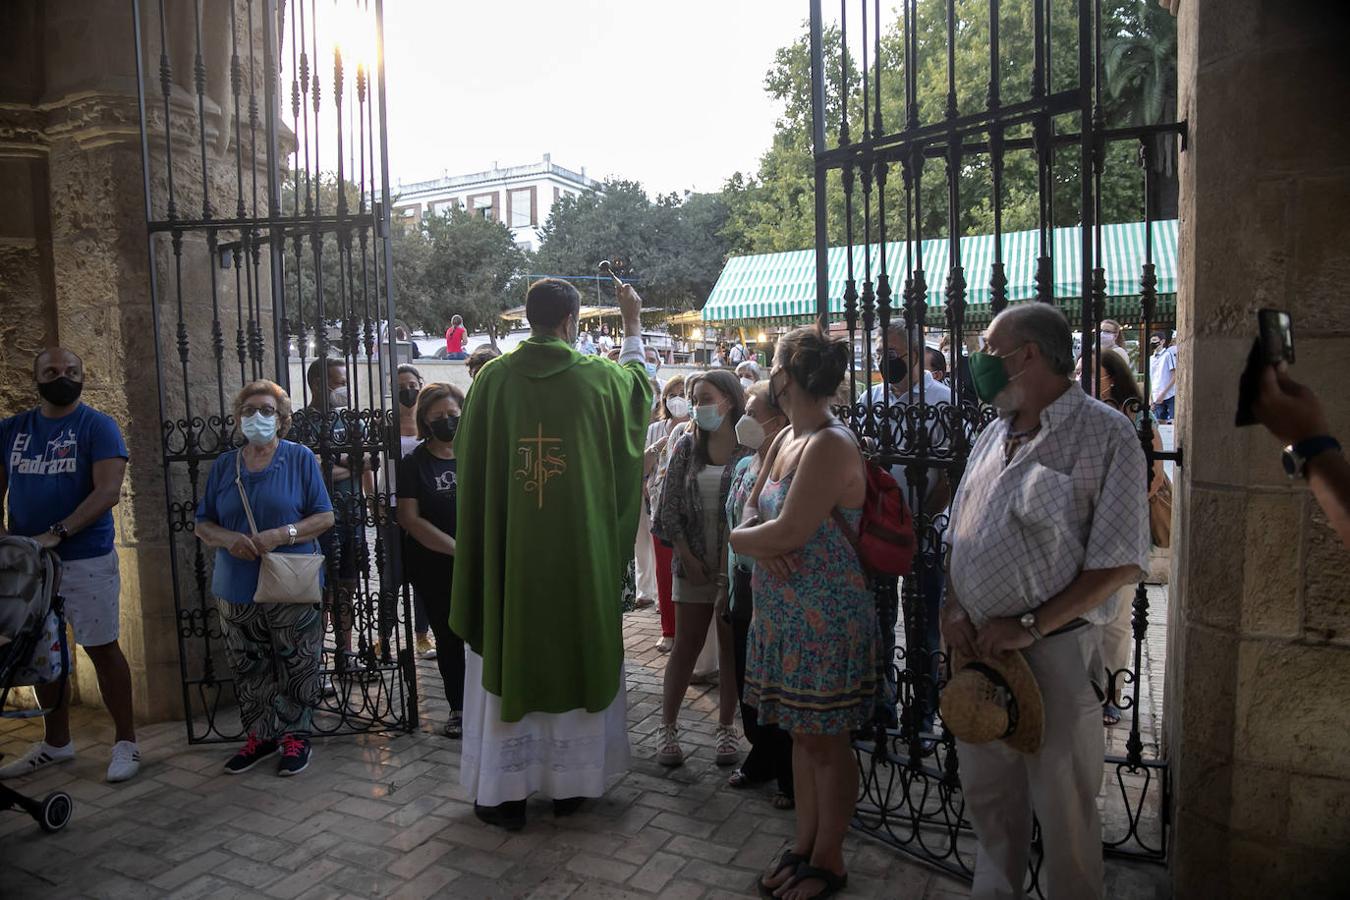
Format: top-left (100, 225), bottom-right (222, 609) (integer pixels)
top-left (943, 304), bottom-right (1150, 899)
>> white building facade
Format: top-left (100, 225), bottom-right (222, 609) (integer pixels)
top-left (391, 154), bottom-right (602, 252)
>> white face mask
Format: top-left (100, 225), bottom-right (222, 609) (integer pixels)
top-left (735, 415), bottom-right (766, 450)
top-left (330, 386), bottom-right (349, 408)
top-left (739, 377), bottom-right (753, 390)
top-left (665, 396), bottom-right (689, 419)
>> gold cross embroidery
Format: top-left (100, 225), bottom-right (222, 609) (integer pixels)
top-left (515, 423), bottom-right (567, 510)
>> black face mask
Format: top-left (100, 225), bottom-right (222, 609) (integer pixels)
top-left (398, 386), bottom-right (420, 409)
top-left (429, 416), bottom-right (459, 443)
top-left (38, 376), bottom-right (83, 407)
top-left (884, 350), bottom-right (910, 385)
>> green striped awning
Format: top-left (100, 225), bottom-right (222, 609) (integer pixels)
top-left (701, 220), bottom-right (1178, 327)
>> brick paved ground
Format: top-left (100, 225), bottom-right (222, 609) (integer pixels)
top-left (1, 607), bottom-right (978, 900)
top-left (2, 596), bottom-right (1171, 899)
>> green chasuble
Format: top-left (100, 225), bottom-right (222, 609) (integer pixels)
top-left (450, 336), bottom-right (652, 722)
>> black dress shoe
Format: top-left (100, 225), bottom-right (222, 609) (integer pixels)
top-left (552, 797), bottom-right (586, 817)
top-left (474, 800), bottom-right (526, 831)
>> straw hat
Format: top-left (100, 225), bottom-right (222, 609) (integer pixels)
top-left (940, 648), bottom-right (1045, 754)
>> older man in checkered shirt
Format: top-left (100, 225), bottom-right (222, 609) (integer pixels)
top-left (943, 304), bottom-right (1150, 900)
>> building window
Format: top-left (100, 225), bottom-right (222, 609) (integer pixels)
top-left (470, 193), bottom-right (496, 222)
top-left (509, 188), bottom-right (534, 228)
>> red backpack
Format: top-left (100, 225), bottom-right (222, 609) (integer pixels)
top-left (828, 425), bottom-right (917, 579)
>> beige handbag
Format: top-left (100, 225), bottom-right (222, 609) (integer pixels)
top-left (235, 452), bottom-right (324, 604)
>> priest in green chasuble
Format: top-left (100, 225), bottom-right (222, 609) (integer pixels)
top-left (451, 277), bottom-right (652, 830)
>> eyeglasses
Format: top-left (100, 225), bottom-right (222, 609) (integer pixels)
top-left (240, 405), bottom-right (278, 418)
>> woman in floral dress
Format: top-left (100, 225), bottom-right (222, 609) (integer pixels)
top-left (731, 326), bottom-right (876, 900)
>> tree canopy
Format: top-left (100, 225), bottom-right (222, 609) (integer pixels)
top-left (720, 0), bottom-right (1178, 254)
top-left (532, 181), bottom-right (732, 313)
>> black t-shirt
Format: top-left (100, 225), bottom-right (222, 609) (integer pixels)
top-left (396, 443), bottom-right (457, 571)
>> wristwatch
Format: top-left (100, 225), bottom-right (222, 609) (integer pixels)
top-left (48, 522), bottom-right (69, 541)
top-left (286, 524), bottom-right (299, 545)
top-left (1281, 436), bottom-right (1342, 480)
top-left (1019, 611), bottom-right (1044, 641)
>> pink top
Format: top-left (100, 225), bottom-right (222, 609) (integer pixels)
top-left (445, 325), bottom-right (467, 353)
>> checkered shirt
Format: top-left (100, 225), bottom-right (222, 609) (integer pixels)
top-left (948, 382), bottom-right (1150, 628)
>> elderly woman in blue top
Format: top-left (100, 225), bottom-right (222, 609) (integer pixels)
top-left (195, 380), bottom-right (334, 776)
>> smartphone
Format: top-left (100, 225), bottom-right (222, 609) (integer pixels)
top-left (1258, 308), bottom-right (1294, 365)
top-left (1235, 309), bottom-right (1294, 426)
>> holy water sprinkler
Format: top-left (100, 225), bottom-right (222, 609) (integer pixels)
top-left (598, 259), bottom-right (623, 286)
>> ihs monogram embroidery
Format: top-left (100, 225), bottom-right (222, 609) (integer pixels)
top-left (515, 424), bottom-right (567, 509)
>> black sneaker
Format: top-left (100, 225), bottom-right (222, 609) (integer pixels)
top-left (276, 734), bottom-right (311, 777)
top-left (224, 734), bottom-right (278, 774)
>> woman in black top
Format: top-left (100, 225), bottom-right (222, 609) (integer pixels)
top-left (396, 382), bottom-right (466, 737)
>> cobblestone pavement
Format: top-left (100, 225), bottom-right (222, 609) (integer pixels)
top-left (2, 609), bottom-right (978, 900)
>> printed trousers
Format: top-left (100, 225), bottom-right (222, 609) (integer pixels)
top-left (218, 599), bottom-right (323, 740)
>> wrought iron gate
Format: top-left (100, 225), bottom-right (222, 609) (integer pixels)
top-left (806, 0), bottom-right (1185, 889)
top-left (131, 0), bottom-right (416, 742)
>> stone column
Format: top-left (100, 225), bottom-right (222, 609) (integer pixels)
top-left (0, 0), bottom-right (268, 723)
top-left (1169, 2), bottom-right (1350, 895)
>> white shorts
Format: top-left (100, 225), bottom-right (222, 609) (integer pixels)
top-left (60, 551), bottom-right (121, 647)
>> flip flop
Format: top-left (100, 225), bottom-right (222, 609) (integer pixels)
top-left (782, 864), bottom-right (848, 900)
top-left (757, 850), bottom-right (808, 898)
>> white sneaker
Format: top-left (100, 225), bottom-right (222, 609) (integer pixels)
top-left (107, 741), bottom-right (141, 783)
top-left (655, 637), bottom-right (674, 653)
top-left (0, 741), bottom-right (75, 779)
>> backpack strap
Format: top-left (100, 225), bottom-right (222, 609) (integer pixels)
top-left (821, 422), bottom-right (870, 577)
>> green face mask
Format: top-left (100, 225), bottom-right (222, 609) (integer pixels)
top-left (968, 350), bottom-right (1015, 403)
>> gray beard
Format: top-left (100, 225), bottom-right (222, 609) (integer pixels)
top-left (993, 382), bottom-right (1025, 416)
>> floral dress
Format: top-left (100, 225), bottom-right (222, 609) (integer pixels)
top-left (744, 472), bottom-right (880, 734)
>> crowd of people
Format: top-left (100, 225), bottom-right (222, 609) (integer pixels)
top-left (2, 288), bottom-right (1346, 899)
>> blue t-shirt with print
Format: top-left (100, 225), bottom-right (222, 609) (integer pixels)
top-left (196, 441), bottom-right (334, 604)
top-left (0, 404), bottom-right (129, 561)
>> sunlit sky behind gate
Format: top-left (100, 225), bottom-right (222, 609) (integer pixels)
top-left (379, 0), bottom-right (813, 195)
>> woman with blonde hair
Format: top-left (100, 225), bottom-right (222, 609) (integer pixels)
top-left (196, 380), bottom-right (334, 776)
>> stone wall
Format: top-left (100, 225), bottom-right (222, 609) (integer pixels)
top-left (1169, 1), bottom-right (1350, 895)
top-left (0, 0), bottom-right (272, 722)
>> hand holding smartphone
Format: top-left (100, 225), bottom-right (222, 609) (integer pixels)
top-left (1236, 309), bottom-right (1294, 426)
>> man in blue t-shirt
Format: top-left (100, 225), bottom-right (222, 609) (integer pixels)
top-left (0, 347), bottom-right (139, 784)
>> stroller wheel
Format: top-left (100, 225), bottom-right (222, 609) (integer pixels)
top-left (37, 792), bottom-right (73, 833)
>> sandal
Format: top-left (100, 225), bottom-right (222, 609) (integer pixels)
top-left (772, 792), bottom-right (795, 811)
top-left (757, 850), bottom-right (807, 899)
top-left (444, 711), bottom-right (463, 739)
top-left (1103, 703), bottom-right (1122, 727)
top-left (783, 864), bottom-right (848, 900)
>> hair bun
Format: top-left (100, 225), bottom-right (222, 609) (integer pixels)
top-left (779, 325), bottom-right (851, 398)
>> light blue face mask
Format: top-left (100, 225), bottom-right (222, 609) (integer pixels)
top-left (645, 362), bottom-right (659, 377)
top-left (241, 412), bottom-right (278, 446)
top-left (692, 404), bottom-right (725, 432)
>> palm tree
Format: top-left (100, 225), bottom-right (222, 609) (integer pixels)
top-left (1103, 1), bottom-right (1180, 218)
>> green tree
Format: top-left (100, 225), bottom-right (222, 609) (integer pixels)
top-left (415, 207), bottom-right (528, 349)
top-left (534, 180), bottom-right (733, 312)
top-left (721, 1), bottom-right (1176, 255)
